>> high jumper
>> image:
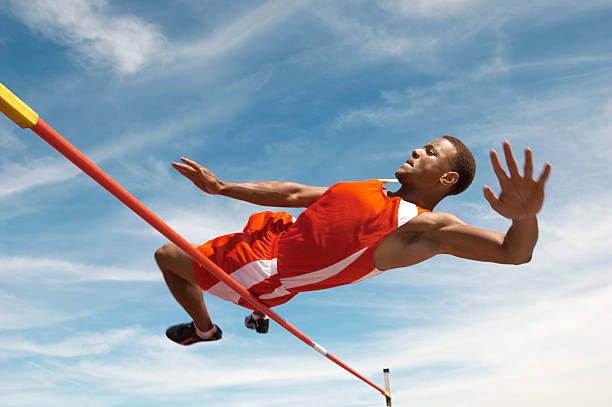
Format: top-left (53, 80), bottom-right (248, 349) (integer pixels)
top-left (158, 135), bottom-right (551, 344)
top-left (0, 82), bottom-right (550, 402)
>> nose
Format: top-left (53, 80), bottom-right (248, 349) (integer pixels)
top-left (412, 149), bottom-right (420, 159)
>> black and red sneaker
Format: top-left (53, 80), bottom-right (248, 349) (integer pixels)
top-left (244, 314), bottom-right (269, 334)
top-left (166, 322), bottom-right (222, 345)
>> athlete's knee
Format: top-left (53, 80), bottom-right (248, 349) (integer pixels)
top-left (154, 243), bottom-right (178, 271)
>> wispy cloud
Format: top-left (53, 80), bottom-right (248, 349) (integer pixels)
top-left (0, 157), bottom-right (80, 199)
top-left (5, 0), bottom-right (307, 76)
top-left (0, 325), bottom-right (366, 403)
top-left (170, 0), bottom-right (306, 63)
top-left (7, 0), bottom-right (167, 74)
top-left (368, 283), bottom-right (612, 407)
top-left (3, 280), bottom-right (610, 407)
top-left (0, 327), bottom-right (137, 358)
top-left (380, 0), bottom-right (612, 27)
top-left (332, 50), bottom-right (612, 145)
top-left (378, 0), bottom-right (479, 19)
top-left (0, 291), bottom-right (88, 331)
top-left (0, 256), bottom-right (160, 283)
top-left (116, 203), bottom-right (252, 243)
top-left (310, 5), bottom-right (437, 64)
top-left (0, 121), bottom-right (25, 152)
top-left (0, 70), bottom-right (269, 200)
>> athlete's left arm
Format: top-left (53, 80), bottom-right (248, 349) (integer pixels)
top-left (435, 141), bottom-right (551, 264)
top-left (431, 213), bottom-right (538, 264)
top-left (374, 142), bottom-right (551, 270)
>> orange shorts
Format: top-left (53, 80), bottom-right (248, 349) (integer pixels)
top-left (192, 211), bottom-right (298, 309)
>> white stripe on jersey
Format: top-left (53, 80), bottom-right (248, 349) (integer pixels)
top-left (353, 268), bottom-right (384, 283)
top-left (280, 247), bottom-right (368, 289)
top-left (397, 200), bottom-right (418, 228)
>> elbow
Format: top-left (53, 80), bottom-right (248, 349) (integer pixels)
top-left (501, 242), bottom-right (534, 265)
top-left (509, 252), bottom-right (532, 265)
top-left (501, 245), bottom-right (532, 265)
top-left (285, 193), bottom-right (306, 208)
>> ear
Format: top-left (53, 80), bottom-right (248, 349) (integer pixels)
top-left (440, 171), bottom-right (459, 188)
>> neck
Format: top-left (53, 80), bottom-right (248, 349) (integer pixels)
top-left (387, 184), bottom-right (444, 211)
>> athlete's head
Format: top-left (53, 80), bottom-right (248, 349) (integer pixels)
top-left (395, 135), bottom-right (476, 197)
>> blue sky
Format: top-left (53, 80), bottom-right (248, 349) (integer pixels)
top-left (1, 1), bottom-right (611, 406)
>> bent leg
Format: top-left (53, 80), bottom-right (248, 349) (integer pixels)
top-left (155, 243), bottom-right (214, 331)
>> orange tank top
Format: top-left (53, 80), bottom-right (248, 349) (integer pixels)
top-left (277, 179), bottom-right (429, 292)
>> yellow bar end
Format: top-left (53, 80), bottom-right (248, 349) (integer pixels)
top-left (384, 391), bottom-right (391, 398)
top-left (0, 82), bottom-right (39, 128)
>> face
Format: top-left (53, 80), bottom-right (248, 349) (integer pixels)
top-left (395, 138), bottom-right (458, 188)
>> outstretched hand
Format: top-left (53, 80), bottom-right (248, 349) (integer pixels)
top-left (483, 141), bottom-right (551, 220)
top-left (171, 157), bottom-right (224, 195)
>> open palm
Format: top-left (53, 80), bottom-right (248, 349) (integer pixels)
top-left (483, 141), bottom-right (551, 220)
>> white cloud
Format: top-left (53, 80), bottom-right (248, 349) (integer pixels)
top-left (0, 327), bottom-right (137, 358)
top-left (474, 52), bottom-right (612, 80)
top-left (332, 81), bottom-right (460, 129)
top-left (0, 117), bottom-right (184, 199)
top-left (0, 291), bottom-right (88, 331)
top-left (170, 0), bottom-right (306, 63)
top-left (306, 0), bottom-right (612, 74)
top-left (0, 157), bottom-right (80, 198)
top-left (3, 281), bottom-right (611, 406)
top-left (0, 70), bottom-right (267, 200)
top-left (7, 0), bottom-right (167, 74)
top-left (380, 0), bottom-right (612, 25)
top-left (332, 48), bottom-right (612, 145)
top-left (5, 0), bottom-right (308, 77)
top-left (113, 197), bottom-right (268, 246)
top-left (378, 0), bottom-right (479, 19)
top-left (537, 194), bottom-right (612, 266)
top-left (369, 283), bottom-right (612, 407)
top-left (0, 256), bottom-right (160, 283)
top-left (310, 5), bottom-right (437, 63)
top-left (0, 121), bottom-right (25, 151)
top-left (0, 325), bottom-right (363, 401)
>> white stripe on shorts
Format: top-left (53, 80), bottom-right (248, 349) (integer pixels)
top-left (258, 285), bottom-right (293, 300)
top-left (207, 258), bottom-right (278, 304)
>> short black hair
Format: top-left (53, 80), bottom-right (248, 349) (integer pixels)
top-left (443, 135), bottom-right (476, 195)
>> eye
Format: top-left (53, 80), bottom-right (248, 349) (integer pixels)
top-left (426, 146), bottom-right (435, 155)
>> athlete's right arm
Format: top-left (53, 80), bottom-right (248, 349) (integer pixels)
top-left (172, 157), bottom-right (327, 207)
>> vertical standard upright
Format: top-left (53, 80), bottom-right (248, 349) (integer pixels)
top-left (383, 368), bottom-right (392, 406)
top-left (0, 82), bottom-right (392, 401)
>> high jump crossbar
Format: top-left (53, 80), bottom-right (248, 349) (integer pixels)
top-left (0, 82), bottom-right (392, 403)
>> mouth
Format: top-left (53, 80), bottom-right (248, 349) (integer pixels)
top-left (405, 159), bottom-right (414, 167)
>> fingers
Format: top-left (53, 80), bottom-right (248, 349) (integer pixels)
top-left (171, 162), bottom-right (192, 173)
top-left (172, 162), bottom-right (189, 170)
top-left (537, 162), bottom-right (552, 185)
top-left (483, 185), bottom-right (501, 212)
top-left (179, 157), bottom-right (200, 168)
top-left (171, 165), bottom-right (191, 179)
top-left (490, 149), bottom-right (509, 185)
top-left (172, 157), bottom-right (215, 185)
top-left (524, 148), bottom-right (533, 179)
top-left (503, 141), bottom-right (520, 178)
